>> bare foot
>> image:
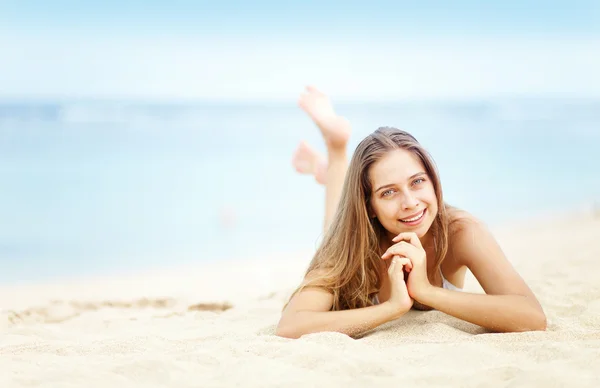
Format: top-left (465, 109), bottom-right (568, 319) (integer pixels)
top-left (298, 86), bottom-right (351, 149)
top-left (292, 141), bottom-right (328, 185)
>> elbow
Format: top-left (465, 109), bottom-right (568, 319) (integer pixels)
top-left (527, 304), bottom-right (547, 331)
top-left (532, 311), bottom-right (547, 331)
top-left (500, 309), bottom-right (547, 333)
top-left (275, 318), bottom-right (303, 339)
top-left (275, 324), bottom-right (301, 339)
top-left (517, 310), bottom-right (547, 332)
top-left (276, 311), bottom-right (310, 339)
top-left (515, 298), bottom-right (547, 332)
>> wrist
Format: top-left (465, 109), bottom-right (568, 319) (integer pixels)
top-left (381, 301), bottom-right (410, 320)
top-left (415, 284), bottom-right (439, 306)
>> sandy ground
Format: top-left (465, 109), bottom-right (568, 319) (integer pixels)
top-left (1, 211), bottom-right (599, 387)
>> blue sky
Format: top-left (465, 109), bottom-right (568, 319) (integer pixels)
top-left (1, 1), bottom-right (599, 100)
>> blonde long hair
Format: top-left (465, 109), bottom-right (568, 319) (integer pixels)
top-left (287, 127), bottom-right (452, 311)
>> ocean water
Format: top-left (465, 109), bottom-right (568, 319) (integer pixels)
top-left (1, 99), bottom-right (599, 284)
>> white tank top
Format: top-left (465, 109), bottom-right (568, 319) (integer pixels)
top-left (440, 269), bottom-right (462, 292)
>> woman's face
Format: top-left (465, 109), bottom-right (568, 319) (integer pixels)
top-left (368, 149), bottom-right (438, 241)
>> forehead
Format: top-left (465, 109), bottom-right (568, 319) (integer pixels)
top-left (369, 149), bottom-right (425, 186)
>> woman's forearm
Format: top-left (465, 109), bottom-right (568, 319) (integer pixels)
top-left (276, 302), bottom-right (403, 339)
top-left (419, 287), bottom-right (546, 332)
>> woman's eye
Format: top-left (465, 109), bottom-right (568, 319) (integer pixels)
top-left (413, 178), bottom-right (425, 185)
top-left (382, 189), bottom-right (394, 197)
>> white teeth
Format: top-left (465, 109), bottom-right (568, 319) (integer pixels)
top-left (401, 210), bottom-right (425, 222)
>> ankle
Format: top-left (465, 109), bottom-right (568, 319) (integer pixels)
top-left (320, 116), bottom-right (351, 150)
top-left (326, 145), bottom-right (347, 161)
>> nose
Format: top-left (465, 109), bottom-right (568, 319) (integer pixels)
top-left (401, 192), bottom-right (419, 210)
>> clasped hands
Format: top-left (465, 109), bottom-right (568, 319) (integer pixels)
top-left (381, 232), bottom-right (434, 312)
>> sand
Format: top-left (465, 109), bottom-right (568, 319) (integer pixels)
top-left (1, 211), bottom-right (599, 387)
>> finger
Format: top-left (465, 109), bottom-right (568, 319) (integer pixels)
top-left (389, 255), bottom-right (410, 270)
top-left (388, 259), bottom-right (396, 272)
top-left (391, 232), bottom-right (419, 246)
top-left (381, 242), bottom-right (408, 259)
top-left (387, 259), bottom-right (396, 276)
top-left (381, 241), bottom-right (419, 259)
top-left (393, 256), bottom-right (412, 272)
top-left (400, 257), bottom-right (413, 272)
top-left (389, 257), bottom-right (410, 276)
top-left (392, 232), bottom-right (424, 249)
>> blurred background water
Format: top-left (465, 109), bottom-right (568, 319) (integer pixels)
top-left (0, 99), bottom-right (598, 283)
top-left (1, 0), bottom-right (599, 284)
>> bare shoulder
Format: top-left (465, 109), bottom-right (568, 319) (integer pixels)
top-left (446, 208), bottom-right (495, 265)
top-left (447, 209), bottom-right (493, 241)
top-left (447, 208), bottom-right (486, 234)
top-left (436, 208), bottom-right (483, 284)
top-left (445, 208), bottom-right (541, 299)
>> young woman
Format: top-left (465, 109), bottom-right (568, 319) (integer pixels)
top-left (276, 86), bottom-right (546, 339)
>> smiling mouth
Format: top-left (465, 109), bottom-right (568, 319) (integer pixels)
top-left (400, 209), bottom-right (426, 223)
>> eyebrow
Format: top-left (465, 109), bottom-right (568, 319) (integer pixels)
top-left (374, 171), bottom-right (427, 193)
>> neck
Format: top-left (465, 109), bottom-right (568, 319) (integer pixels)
top-left (421, 231), bottom-right (434, 251)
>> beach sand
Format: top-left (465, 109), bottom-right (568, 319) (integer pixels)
top-left (1, 211), bottom-right (599, 387)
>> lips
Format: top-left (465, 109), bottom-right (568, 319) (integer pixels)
top-left (400, 209), bottom-right (426, 223)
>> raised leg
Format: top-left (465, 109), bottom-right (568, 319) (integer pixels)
top-left (293, 86), bottom-right (352, 234)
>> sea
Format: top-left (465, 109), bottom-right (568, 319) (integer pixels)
top-left (1, 98), bottom-right (599, 284)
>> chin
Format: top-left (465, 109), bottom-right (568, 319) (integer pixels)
top-left (384, 224), bottom-right (426, 240)
top-left (420, 214), bottom-right (436, 235)
top-left (411, 224), bottom-right (430, 239)
top-left (414, 228), bottom-right (428, 239)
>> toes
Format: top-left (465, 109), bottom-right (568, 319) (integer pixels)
top-left (297, 140), bottom-right (313, 152)
top-left (297, 94), bottom-right (309, 109)
top-left (294, 160), bottom-right (312, 174)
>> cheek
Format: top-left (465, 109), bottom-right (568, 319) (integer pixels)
top-left (372, 200), bottom-right (396, 219)
top-left (425, 188), bottom-right (439, 213)
top-left (424, 185), bottom-right (437, 203)
top-left (428, 192), bottom-right (438, 206)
